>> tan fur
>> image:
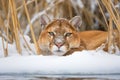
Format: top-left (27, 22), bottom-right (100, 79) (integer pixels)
top-left (38, 19), bottom-right (80, 56)
top-left (64, 30), bottom-right (119, 56)
top-left (38, 18), bottom-right (119, 56)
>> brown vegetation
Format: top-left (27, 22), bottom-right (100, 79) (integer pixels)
top-left (0, 0), bottom-right (120, 56)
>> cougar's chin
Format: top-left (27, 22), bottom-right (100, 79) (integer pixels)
top-left (51, 45), bottom-right (68, 56)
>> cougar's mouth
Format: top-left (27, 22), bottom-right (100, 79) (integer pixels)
top-left (55, 49), bottom-right (63, 52)
top-left (51, 45), bottom-right (67, 56)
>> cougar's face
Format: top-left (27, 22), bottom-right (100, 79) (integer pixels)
top-left (43, 19), bottom-right (79, 56)
top-left (39, 16), bottom-right (81, 56)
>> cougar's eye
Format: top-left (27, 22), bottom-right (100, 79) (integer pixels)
top-left (48, 32), bottom-right (55, 36)
top-left (65, 32), bottom-right (72, 37)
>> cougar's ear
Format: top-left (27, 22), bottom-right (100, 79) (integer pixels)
top-left (69, 16), bottom-right (82, 31)
top-left (39, 14), bottom-right (51, 29)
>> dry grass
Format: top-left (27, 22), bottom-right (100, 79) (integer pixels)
top-left (0, 0), bottom-right (120, 56)
top-left (9, 0), bottom-right (22, 54)
top-left (23, 0), bottom-right (40, 55)
top-left (97, 0), bottom-right (120, 53)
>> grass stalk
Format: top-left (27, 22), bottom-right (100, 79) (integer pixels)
top-left (35, 0), bottom-right (38, 13)
top-left (68, 0), bottom-right (73, 19)
top-left (2, 34), bottom-right (8, 57)
top-left (9, 0), bottom-right (22, 54)
top-left (23, 0), bottom-right (40, 55)
top-left (108, 17), bottom-right (114, 53)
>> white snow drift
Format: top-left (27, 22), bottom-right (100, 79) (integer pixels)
top-left (0, 36), bottom-right (120, 75)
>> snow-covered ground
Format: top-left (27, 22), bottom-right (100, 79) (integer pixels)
top-left (0, 35), bottom-right (120, 76)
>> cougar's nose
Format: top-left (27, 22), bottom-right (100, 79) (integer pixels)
top-left (54, 36), bottom-right (64, 48)
top-left (55, 42), bottom-right (63, 48)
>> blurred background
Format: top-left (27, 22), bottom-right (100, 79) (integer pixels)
top-left (0, 0), bottom-right (120, 55)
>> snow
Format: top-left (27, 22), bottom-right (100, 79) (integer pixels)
top-left (0, 36), bottom-right (120, 75)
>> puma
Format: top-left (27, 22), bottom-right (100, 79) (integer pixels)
top-left (38, 14), bottom-right (119, 56)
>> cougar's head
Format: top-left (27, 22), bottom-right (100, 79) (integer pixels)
top-left (38, 14), bottom-right (82, 56)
